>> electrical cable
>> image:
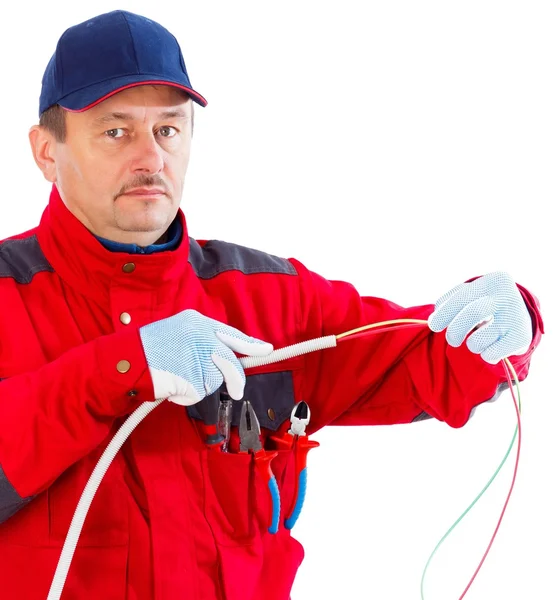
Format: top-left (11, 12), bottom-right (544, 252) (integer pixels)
top-left (46, 319), bottom-right (523, 600)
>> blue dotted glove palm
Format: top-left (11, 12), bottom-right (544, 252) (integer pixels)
top-left (139, 309), bottom-right (273, 405)
top-left (427, 271), bottom-right (532, 364)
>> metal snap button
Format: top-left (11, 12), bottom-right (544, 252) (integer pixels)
top-left (116, 360), bottom-right (131, 374)
top-left (120, 312), bottom-right (132, 325)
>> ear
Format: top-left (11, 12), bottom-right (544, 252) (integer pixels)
top-left (28, 125), bottom-right (57, 183)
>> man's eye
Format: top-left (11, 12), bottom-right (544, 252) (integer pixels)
top-left (159, 126), bottom-right (178, 138)
top-left (105, 128), bottom-right (125, 138)
top-left (103, 127), bottom-right (178, 139)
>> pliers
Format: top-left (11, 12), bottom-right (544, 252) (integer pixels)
top-left (271, 401), bottom-right (320, 529)
top-left (239, 400), bottom-right (281, 534)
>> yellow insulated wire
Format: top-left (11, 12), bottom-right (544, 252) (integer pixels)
top-left (336, 318), bottom-right (429, 339)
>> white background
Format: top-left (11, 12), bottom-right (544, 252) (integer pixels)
top-left (2, 2), bottom-right (558, 599)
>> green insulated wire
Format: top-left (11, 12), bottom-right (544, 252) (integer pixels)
top-left (420, 359), bottom-right (522, 599)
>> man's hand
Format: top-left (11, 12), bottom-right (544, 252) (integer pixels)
top-left (427, 271), bottom-right (532, 364)
top-left (139, 309), bottom-right (273, 405)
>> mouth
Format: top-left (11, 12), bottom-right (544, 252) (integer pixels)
top-left (123, 188), bottom-right (166, 197)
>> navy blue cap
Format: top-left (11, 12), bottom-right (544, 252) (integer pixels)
top-left (39, 10), bottom-right (207, 117)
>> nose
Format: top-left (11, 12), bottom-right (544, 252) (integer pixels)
top-left (129, 132), bottom-right (165, 175)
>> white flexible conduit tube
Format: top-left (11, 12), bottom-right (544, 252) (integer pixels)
top-left (47, 334), bottom-right (337, 600)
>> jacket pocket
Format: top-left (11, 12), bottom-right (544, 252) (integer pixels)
top-left (201, 429), bottom-right (301, 545)
top-left (196, 370), bottom-right (299, 544)
top-left (201, 449), bottom-right (256, 544)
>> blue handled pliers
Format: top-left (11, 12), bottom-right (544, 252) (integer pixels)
top-left (271, 401), bottom-right (320, 529)
top-left (238, 400), bottom-right (281, 534)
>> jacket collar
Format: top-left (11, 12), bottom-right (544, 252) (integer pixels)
top-left (95, 215), bottom-right (182, 254)
top-left (36, 184), bottom-right (191, 303)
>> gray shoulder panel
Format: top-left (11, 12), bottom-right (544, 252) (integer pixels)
top-left (0, 235), bottom-right (54, 284)
top-left (188, 238), bottom-right (297, 280)
top-left (0, 463), bottom-right (33, 524)
top-left (412, 411), bottom-right (433, 422)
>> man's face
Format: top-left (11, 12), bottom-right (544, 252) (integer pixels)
top-left (37, 85), bottom-right (193, 244)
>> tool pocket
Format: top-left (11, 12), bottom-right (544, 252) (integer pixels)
top-left (200, 436), bottom-right (297, 545)
top-left (194, 370), bottom-right (297, 544)
top-left (205, 451), bottom-right (305, 600)
top-left (203, 431), bottom-right (302, 544)
top-left (201, 449), bottom-right (256, 544)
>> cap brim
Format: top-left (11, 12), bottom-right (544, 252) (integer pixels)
top-left (58, 75), bottom-right (207, 112)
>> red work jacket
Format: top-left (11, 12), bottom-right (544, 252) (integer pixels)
top-left (0, 184), bottom-right (544, 599)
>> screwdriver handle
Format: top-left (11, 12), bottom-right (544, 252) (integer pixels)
top-left (218, 393), bottom-right (233, 452)
top-left (197, 390), bottom-right (225, 448)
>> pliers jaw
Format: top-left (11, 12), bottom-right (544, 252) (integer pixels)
top-left (239, 400), bottom-right (262, 452)
top-left (288, 400), bottom-right (311, 436)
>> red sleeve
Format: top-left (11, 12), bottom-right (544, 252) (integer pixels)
top-left (0, 327), bottom-right (154, 498)
top-left (292, 260), bottom-right (544, 434)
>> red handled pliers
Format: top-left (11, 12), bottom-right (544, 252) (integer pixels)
top-left (239, 400), bottom-right (281, 534)
top-left (271, 401), bottom-right (320, 529)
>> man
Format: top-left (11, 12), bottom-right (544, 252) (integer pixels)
top-left (0, 9), bottom-right (543, 600)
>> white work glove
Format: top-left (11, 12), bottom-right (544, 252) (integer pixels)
top-left (427, 271), bottom-right (533, 364)
top-left (139, 309), bottom-right (273, 405)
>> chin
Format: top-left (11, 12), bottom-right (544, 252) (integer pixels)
top-left (117, 194), bottom-right (173, 219)
top-left (131, 220), bottom-right (169, 233)
top-left (116, 207), bottom-right (172, 232)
